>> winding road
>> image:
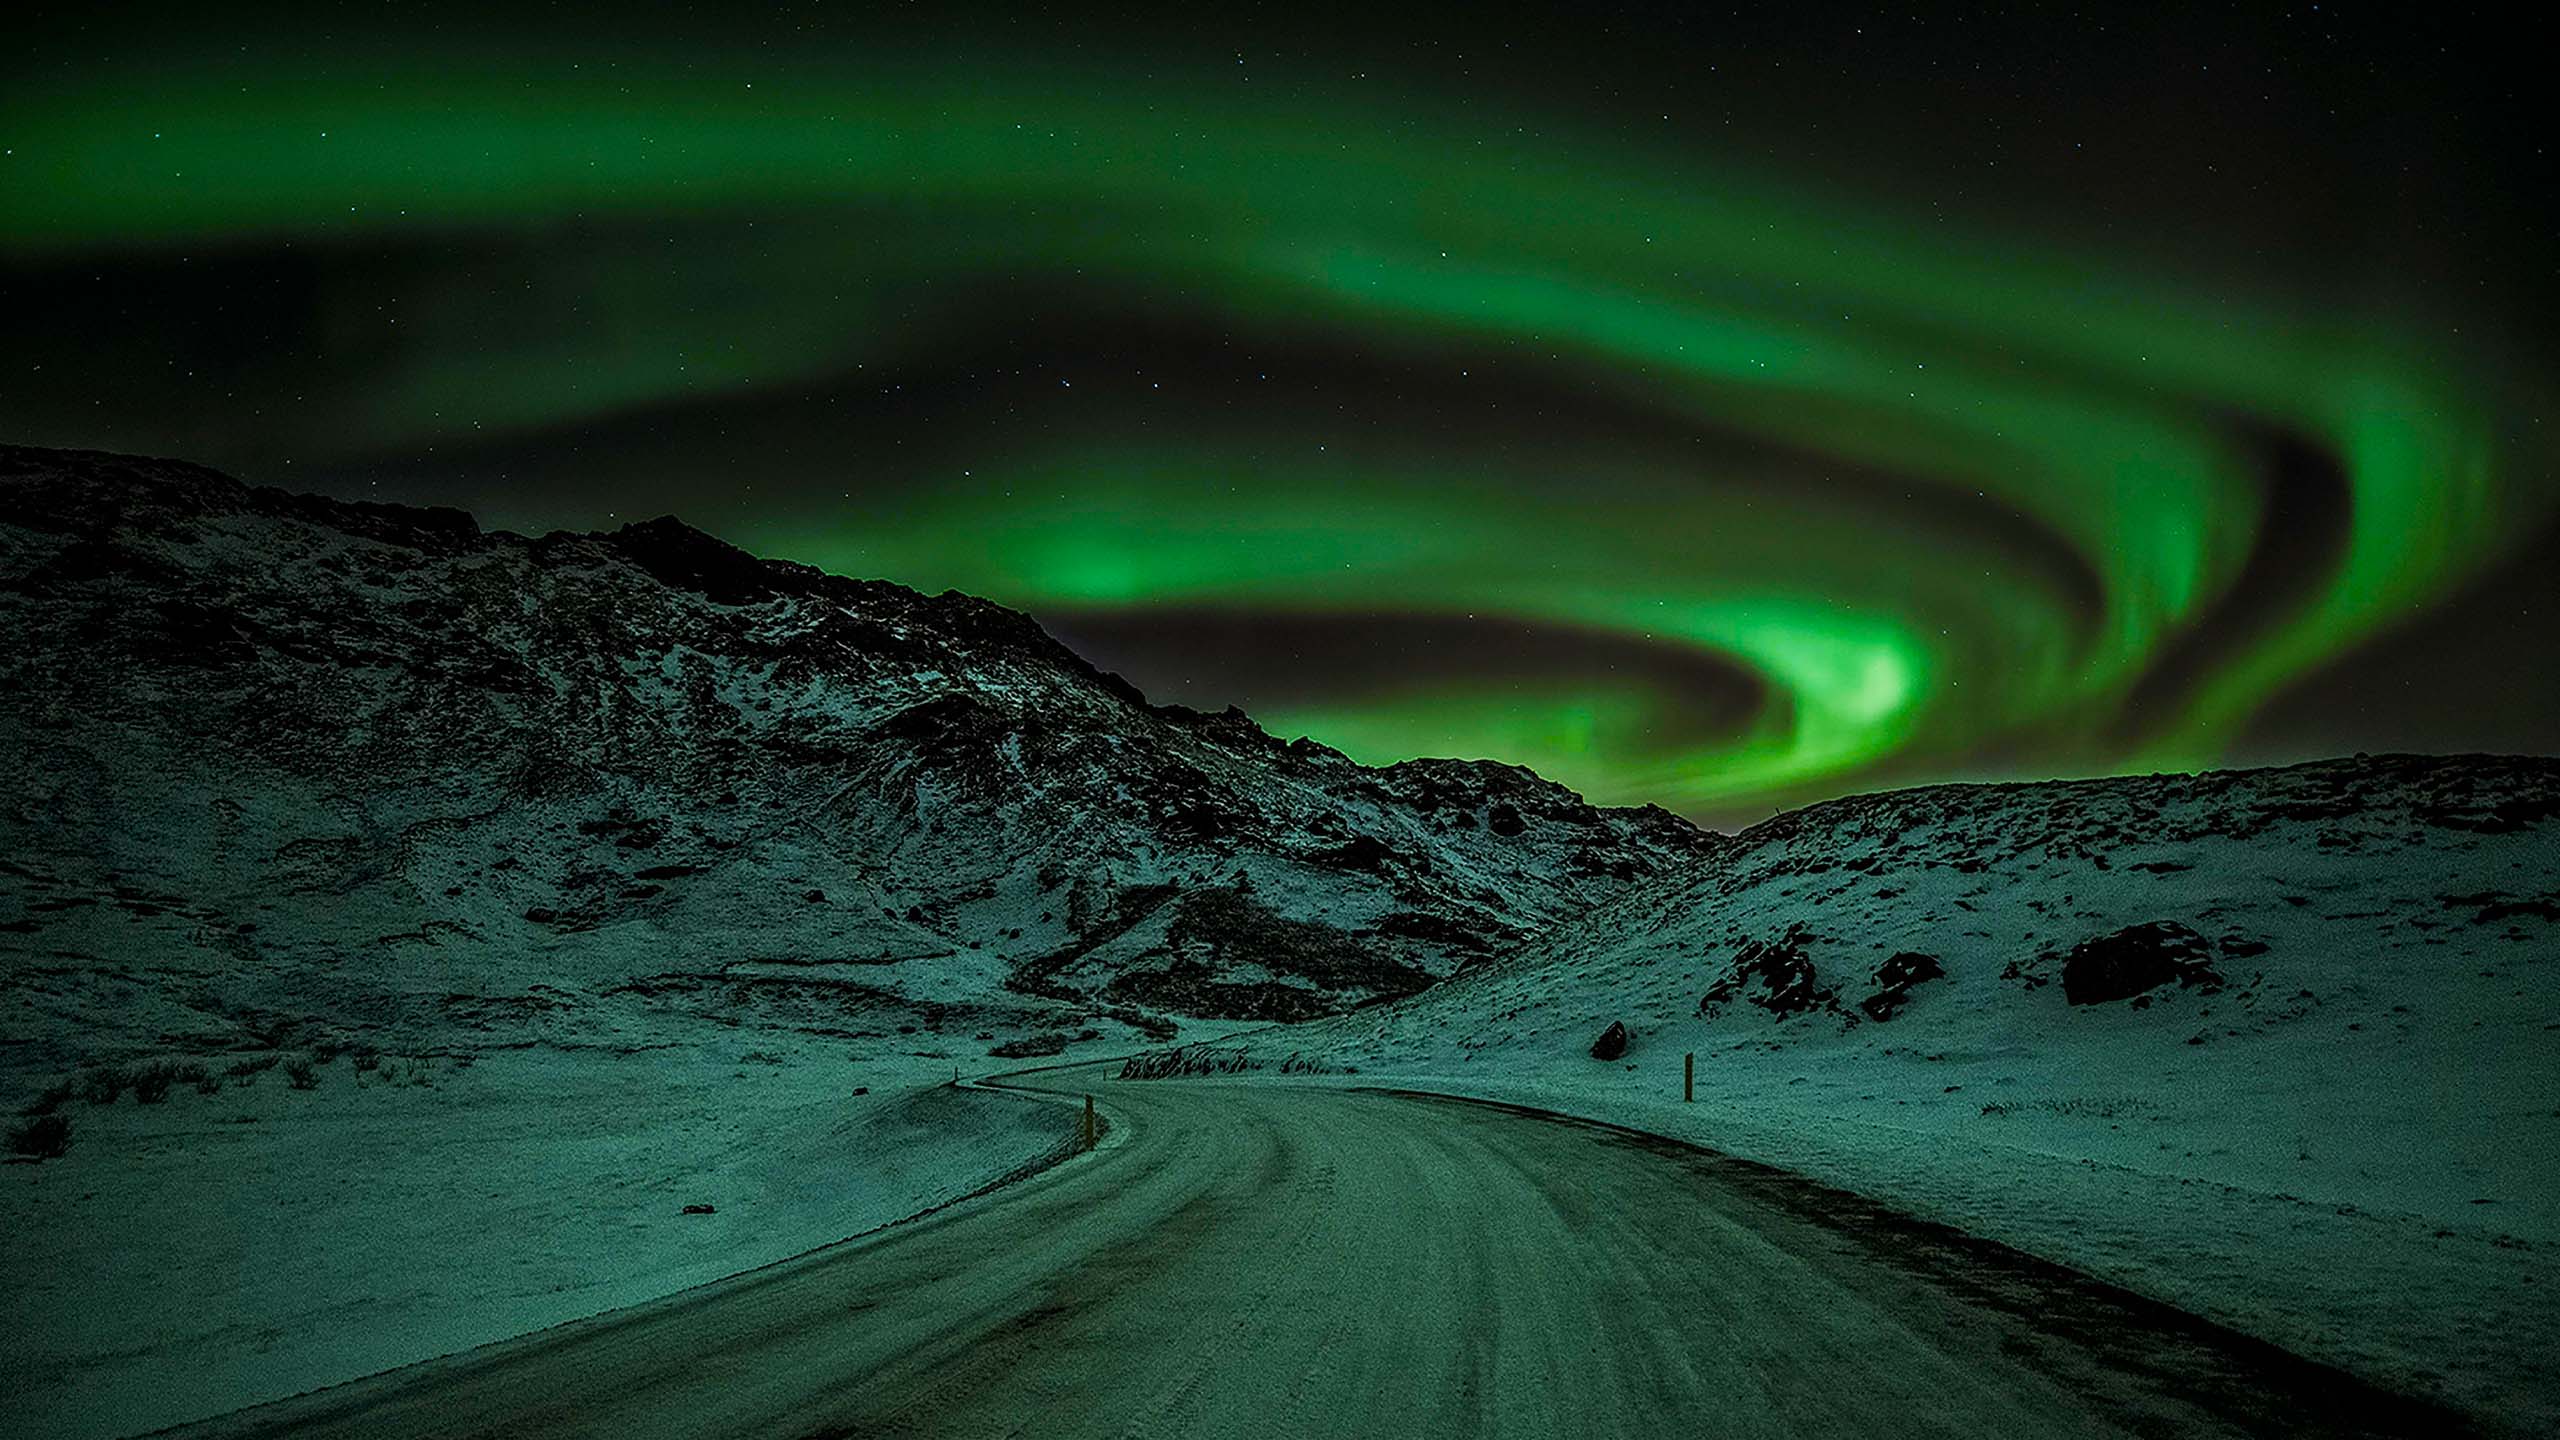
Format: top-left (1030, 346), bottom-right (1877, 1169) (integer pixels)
top-left (170, 1067), bottom-right (2468, 1439)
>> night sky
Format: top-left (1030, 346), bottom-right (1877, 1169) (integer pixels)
top-left (5, 3), bottom-right (2552, 824)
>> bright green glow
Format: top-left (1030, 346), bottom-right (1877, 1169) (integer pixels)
top-left (4, 47), bottom-right (2549, 816)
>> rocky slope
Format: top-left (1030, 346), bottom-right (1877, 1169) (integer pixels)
top-left (1297, 753), bottom-right (2560, 1429)
top-left (0, 444), bottom-right (1709, 1078)
top-left (1330, 752), bottom-right (2559, 1059)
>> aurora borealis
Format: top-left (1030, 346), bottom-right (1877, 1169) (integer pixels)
top-left (5, 5), bottom-right (2552, 822)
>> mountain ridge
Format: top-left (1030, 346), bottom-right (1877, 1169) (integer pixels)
top-left (0, 443), bottom-right (1708, 1072)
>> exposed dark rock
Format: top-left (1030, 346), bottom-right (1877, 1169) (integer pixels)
top-left (7, 1114), bottom-right (71, 1161)
top-left (2424, 797), bottom-right (2560, 834)
top-left (1162, 800), bottom-right (1235, 843)
top-left (680, 1203), bottom-right (716, 1216)
top-left (1181, 891), bottom-right (1425, 990)
top-left (1857, 951), bottom-right (1945, 1021)
top-left (0, 443), bottom-right (1712, 1064)
top-left (1319, 835), bottom-right (1392, 872)
top-left (1102, 962), bottom-right (1345, 1023)
top-left (2056, 922), bottom-right (2224, 1006)
top-left (1573, 850), bottom-right (1639, 882)
top-left (608, 516), bottom-right (785, 606)
top-left (1700, 924), bottom-right (1838, 1020)
top-left (1363, 910), bottom-right (1510, 954)
top-left (1589, 1020), bottom-right (1630, 1060)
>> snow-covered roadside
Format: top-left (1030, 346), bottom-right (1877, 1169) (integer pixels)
top-left (1275, 1058), bottom-right (2557, 1436)
top-left (1268, 759), bottom-right (2560, 1435)
top-left (3, 1042), bottom-right (1076, 1440)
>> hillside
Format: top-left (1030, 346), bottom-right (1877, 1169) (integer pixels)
top-left (10, 443), bottom-right (2557, 1434)
top-left (0, 443), bottom-right (1701, 1438)
top-left (1300, 753), bottom-right (2560, 1431)
top-left (0, 443), bottom-right (1706, 1074)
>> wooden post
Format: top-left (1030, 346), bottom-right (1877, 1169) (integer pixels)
top-left (1684, 1052), bottom-right (1694, 1103)
top-left (1080, 1094), bottom-right (1097, 1150)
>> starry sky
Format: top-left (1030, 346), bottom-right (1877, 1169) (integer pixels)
top-left (4, 3), bottom-right (2552, 825)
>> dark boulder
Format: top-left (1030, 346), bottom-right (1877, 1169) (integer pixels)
top-left (2060, 922), bottom-right (2223, 1006)
top-left (680, 1203), bottom-right (716, 1215)
top-left (1857, 951), bottom-right (1945, 1021)
top-left (1590, 1020), bottom-right (1630, 1060)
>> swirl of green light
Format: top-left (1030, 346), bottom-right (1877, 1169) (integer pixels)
top-left (2, 51), bottom-right (2546, 813)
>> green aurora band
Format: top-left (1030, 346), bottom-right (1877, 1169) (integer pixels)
top-left (3, 47), bottom-right (2550, 817)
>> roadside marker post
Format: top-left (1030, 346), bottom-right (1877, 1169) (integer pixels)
top-left (1080, 1094), bottom-right (1097, 1150)
top-left (1684, 1053), bottom-right (1694, 1103)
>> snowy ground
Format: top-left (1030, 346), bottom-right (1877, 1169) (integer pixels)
top-left (1286, 758), bottom-right (2560, 1434)
top-left (3, 1039), bottom-right (1081, 1440)
top-left (10, 755), bottom-right (2553, 1435)
top-left (166, 1071), bottom-right (2472, 1440)
top-left (1268, 1061), bottom-right (2557, 1435)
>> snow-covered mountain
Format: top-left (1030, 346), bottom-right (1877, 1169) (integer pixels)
top-left (1335, 752), bottom-right (2559, 1060)
top-left (1304, 753), bottom-right (2560, 1429)
top-left (0, 444), bottom-right (1708, 1075)
top-left (10, 442), bottom-right (2558, 1434)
